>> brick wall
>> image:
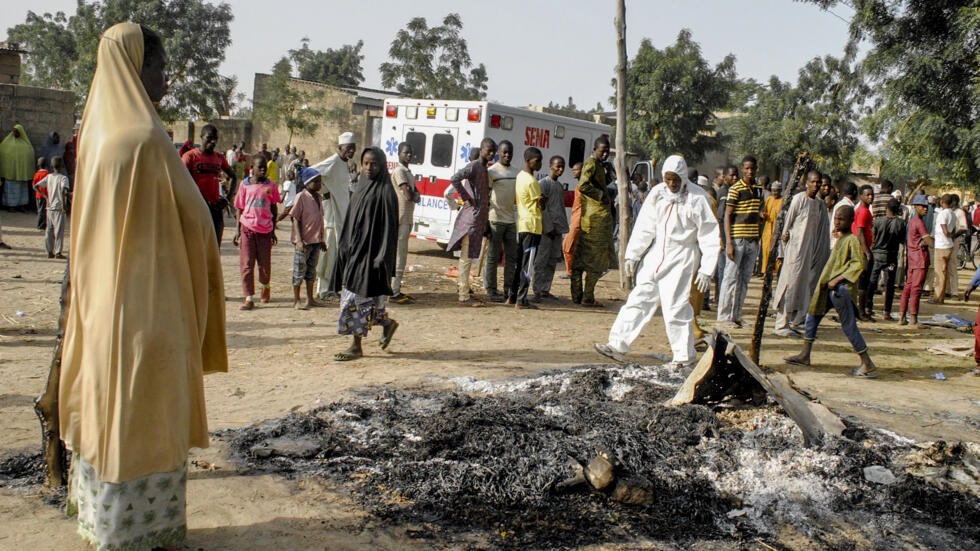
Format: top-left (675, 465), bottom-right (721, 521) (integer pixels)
top-left (165, 118), bottom-right (253, 154)
top-left (0, 83), bottom-right (76, 157)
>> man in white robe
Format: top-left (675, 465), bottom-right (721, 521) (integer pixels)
top-left (773, 170), bottom-right (831, 337)
top-left (312, 132), bottom-right (356, 299)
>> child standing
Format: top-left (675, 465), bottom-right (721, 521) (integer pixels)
top-left (785, 205), bottom-right (877, 377)
top-left (234, 157), bottom-right (280, 310)
top-left (290, 168), bottom-right (325, 310)
top-left (31, 157), bottom-right (49, 230)
top-left (42, 156), bottom-right (69, 259)
top-left (513, 147), bottom-right (545, 310)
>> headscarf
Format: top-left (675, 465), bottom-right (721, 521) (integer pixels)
top-left (39, 131), bottom-right (64, 168)
top-left (660, 154), bottom-right (689, 203)
top-left (771, 181), bottom-right (782, 191)
top-left (0, 124), bottom-right (36, 181)
top-left (59, 22), bottom-right (227, 484)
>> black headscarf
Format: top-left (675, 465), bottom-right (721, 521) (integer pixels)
top-left (332, 147), bottom-right (399, 297)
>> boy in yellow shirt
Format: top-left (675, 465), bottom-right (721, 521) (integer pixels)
top-left (514, 147), bottom-right (545, 309)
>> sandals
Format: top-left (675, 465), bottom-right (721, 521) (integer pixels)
top-left (849, 368), bottom-right (877, 379)
top-left (593, 343), bottom-right (625, 364)
top-left (333, 350), bottom-right (363, 362)
top-left (784, 356), bottom-right (810, 366)
top-left (379, 320), bottom-right (399, 350)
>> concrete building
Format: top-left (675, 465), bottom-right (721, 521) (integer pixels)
top-left (0, 43), bottom-right (76, 160)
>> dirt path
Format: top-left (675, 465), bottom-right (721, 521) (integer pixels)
top-left (1, 210), bottom-right (977, 549)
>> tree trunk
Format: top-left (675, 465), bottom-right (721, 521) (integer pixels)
top-left (614, 0), bottom-right (630, 289)
top-left (34, 262), bottom-right (70, 487)
top-left (749, 152), bottom-right (811, 364)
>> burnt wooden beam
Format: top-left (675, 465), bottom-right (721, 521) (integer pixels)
top-left (672, 330), bottom-right (845, 448)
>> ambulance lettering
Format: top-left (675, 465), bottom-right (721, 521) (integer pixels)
top-left (421, 196), bottom-right (450, 210)
top-left (524, 127), bottom-right (550, 149)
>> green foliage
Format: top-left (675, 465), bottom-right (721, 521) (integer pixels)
top-left (802, 0), bottom-right (980, 184)
top-left (289, 38), bottom-right (364, 87)
top-left (543, 97), bottom-right (604, 122)
top-left (620, 30), bottom-right (736, 164)
top-left (727, 52), bottom-right (868, 179)
top-left (6, 0), bottom-right (233, 121)
top-left (379, 13), bottom-right (488, 100)
top-left (252, 58), bottom-right (328, 146)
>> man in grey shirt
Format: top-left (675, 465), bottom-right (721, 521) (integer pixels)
top-left (485, 140), bottom-right (521, 303)
top-left (533, 155), bottom-right (569, 301)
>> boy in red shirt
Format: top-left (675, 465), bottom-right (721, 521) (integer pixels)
top-left (182, 124), bottom-right (236, 245)
top-left (234, 157), bottom-right (281, 309)
top-left (852, 184), bottom-right (875, 319)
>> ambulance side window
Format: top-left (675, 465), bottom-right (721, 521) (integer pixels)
top-left (405, 132), bottom-right (426, 164)
top-left (569, 138), bottom-right (586, 169)
top-left (431, 134), bottom-right (454, 168)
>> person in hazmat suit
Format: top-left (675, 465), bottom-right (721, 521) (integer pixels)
top-left (594, 155), bottom-right (720, 369)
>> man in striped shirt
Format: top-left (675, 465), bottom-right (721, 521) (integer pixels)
top-left (717, 156), bottom-right (764, 328)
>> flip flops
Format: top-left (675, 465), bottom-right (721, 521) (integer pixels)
top-left (784, 356), bottom-right (809, 366)
top-left (593, 343), bottom-right (625, 364)
top-left (849, 368), bottom-right (877, 379)
top-left (333, 350), bottom-right (363, 362)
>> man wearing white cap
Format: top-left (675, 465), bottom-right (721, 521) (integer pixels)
top-left (312, 132), bottom-right (357, 299)
top-left (594, 155), bottom-right (720, 369)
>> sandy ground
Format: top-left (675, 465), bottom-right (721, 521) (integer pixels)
top-left (1, 209), bottom-right (977, 550)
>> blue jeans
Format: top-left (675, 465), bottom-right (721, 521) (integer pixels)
top-left (717, 238), bottom-right (759, 322)
top-left (804, 284), bottom-right (868, 354)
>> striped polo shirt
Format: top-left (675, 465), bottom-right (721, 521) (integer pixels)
top-left (727, 178), bottom-right (764, 239)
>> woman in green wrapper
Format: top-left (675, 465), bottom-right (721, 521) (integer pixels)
top-left (569, 136), bottom-right (615, 307)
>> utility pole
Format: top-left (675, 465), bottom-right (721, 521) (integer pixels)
top-left (614, 0), bottom-right (630, 288)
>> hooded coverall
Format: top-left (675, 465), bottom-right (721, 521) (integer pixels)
top-left (605, 156), bottom-right (720, 363)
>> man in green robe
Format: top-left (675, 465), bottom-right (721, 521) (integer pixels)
top-left (570, 137), bottom-right (614, 306)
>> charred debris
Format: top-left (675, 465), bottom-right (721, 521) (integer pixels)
top-left (219, 334), bottom-right (980, 549)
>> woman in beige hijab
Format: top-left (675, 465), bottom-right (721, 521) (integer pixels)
top-left (59, 23), bottom-right (227, 550)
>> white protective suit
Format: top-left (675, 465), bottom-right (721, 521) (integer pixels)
top-left (311, 153), bottom-right (353, 297)
top-left (606, 155), bottom-right (720, 363)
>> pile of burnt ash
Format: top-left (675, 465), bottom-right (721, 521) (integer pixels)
top-left (225, 365), bottom-right (979, 548)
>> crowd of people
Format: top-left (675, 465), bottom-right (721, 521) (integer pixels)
top-left (2, 21), bottom-right (978, 551)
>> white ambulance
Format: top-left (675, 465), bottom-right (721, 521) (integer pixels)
top-left (379, 98), bottom-right (612, 244)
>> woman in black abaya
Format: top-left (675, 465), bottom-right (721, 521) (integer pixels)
top-left (332, 147), bottom-right (400, 361)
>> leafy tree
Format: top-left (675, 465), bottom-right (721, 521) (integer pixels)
top-left (252, 58), bottom-right (327, 146)
top-left (7, 0), bottom-right (233, 121)
top-left (379, 13), bottom-right (488, 100)
top-left (214, 74), bottom-right (247, 117)
top-left (543, 97), bottom-right (604, 122)
top-left (803, 0), bottom-right (980, 183)
top-left (288, 38), bottom-right (364, 87)
top-left (621, 30), bottom-right (736, 164)
top-left (727, 51), bottom-right (868, 178)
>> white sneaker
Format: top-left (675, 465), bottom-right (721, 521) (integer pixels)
top-left (594, 343), bottom-right (626, 363)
